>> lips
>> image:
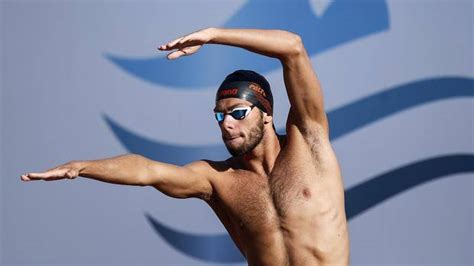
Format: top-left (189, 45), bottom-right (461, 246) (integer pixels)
top-left (224, 136), bottom-right (240, 141)
top-left (223, 134), bottom-right (241, 142)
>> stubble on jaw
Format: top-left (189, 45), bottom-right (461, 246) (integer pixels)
top-left (225, 113), bottom-right (264, 157)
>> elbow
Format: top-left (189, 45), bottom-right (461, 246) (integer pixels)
top-left (128, 153), bottom-right (151, 186)
top-left (281, 32), bottom-right (305, 61)
top-left (290, 33), bottom-right (304, 55)
top-left (136, 174), bottom-right (150, 187)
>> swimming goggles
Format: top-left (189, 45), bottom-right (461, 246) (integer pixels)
top-left (214, 105), bottom-right (255, 123)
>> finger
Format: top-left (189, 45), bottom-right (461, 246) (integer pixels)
top-left (159, 33), bottom-right (203, 51)
top-left (44, 175), bottom-right (65, 181)
top-left (25, 172), bottom-right (49, 179)
top-left (167, 36), bottom-right (184, 48)
top-left (160, 36), bottom-right (184, 50)
top-left (20, 174), bottom-right (31, 181)
top-left (20, 173), bottom-right (44, 181)
top-left (181, 45), bottom-right (201, 55)
top-left (167, 50), bottom-right (187, 60)
top-left (176, 34), bottom-right (193, 47)
top-left (27, 168), bottom-right (64, 180)
top-left (158, 44), bottom-right (169, 50)
top-left (167, 45), bottom-right (202, 60)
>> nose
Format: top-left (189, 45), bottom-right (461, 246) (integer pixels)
top-left (221, 114), bottom-right (237, 130)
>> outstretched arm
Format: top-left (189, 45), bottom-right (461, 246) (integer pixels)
top-left (144, 159), bottom-right (214, 200)
top-left (21, 154), bottom-right (213, 200)
top-left (159, 28), bottom-right (328, 136)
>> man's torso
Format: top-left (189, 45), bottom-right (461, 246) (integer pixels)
top-left (207, 126), bottom-right (349, 266)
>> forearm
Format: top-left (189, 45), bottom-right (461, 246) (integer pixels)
top-left (73, 154), bottom-right (149, 186)
top-left (208, 28), bottom-right (303, 60)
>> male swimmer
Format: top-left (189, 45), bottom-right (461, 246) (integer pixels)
top-left (21, 28), bottom-right (350, 265)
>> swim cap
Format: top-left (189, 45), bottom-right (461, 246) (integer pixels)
top-left (216, 70), bottom-right (273, 115)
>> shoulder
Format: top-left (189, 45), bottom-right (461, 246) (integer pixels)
top-left (187, 159), bottom-right (239, 200)
top-left (184, 159), bottom-right (233, 177)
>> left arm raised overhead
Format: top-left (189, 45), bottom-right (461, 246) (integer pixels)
top-left (158, 27), bottom-right (329, 137)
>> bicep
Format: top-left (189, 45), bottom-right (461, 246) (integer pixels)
top-left (145, 159), bottom-right (213, 200)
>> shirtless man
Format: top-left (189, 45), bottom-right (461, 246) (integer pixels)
top-left (21, 28), bottom-right (350, 265)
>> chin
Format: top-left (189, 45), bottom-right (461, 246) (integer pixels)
top-left (225, 143), bottom-right (248, 157)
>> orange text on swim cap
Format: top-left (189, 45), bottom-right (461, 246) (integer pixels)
top-left (249, 83), bottom-right (266, 97)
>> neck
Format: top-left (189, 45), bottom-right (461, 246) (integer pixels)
top-left (236, 127), bottom-right (282, 176)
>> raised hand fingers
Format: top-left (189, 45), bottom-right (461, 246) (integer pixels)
top-left (159, 37), bottom-right (181, 50)
top-left (166, 45), bottom-right (202, 60)
top-left (158, 30), bottom-right (208, 56)
top-left (166, 49), bottom-right (187, 60)
top-left (159, 34), bottom-right (190, 51)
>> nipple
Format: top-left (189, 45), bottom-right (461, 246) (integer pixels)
top-left (302, 188), bottom-right (312, 199)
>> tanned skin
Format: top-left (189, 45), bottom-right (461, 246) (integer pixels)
top-left (21, 28), bottom-right (350, 266)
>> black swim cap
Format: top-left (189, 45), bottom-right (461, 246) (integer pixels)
top-left (216, 70), bottom-right (273, 115)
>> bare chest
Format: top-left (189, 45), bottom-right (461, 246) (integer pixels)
top-left (211, 171), bottom-right (277, 231)
top-left (211, 157), bottom-right (331, 230)
top-left (269, 138), bottom-right (340, 216)
top-left (272, 170), bottom-right (313, 217)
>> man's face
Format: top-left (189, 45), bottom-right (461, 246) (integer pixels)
top-left (214, 98), bottom-right (264, 157)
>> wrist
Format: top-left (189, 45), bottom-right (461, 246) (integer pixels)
top-left (206, 27), bottom-right (220, 44)
top-left (70, 160), bottom-right (87, 176)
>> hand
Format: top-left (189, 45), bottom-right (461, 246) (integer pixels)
top-left (20, 162), bottom-right (81, 182)
top-left (158, 27), bottom-right (216, 60)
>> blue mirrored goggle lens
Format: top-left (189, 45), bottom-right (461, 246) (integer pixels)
top-left (230, 109), bottom-right (248, 120)
top-left (215, 112), bottom-right (225, 122)
top-left (214, 108), bottom-right (250, 122)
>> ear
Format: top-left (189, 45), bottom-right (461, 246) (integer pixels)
top-left (263, 113), bottom-right (273, 125)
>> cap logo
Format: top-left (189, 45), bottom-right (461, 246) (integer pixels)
top-left (249, 83), bottom-right (266, 97)
top-left (218, 88), bottom-right (239, 97)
